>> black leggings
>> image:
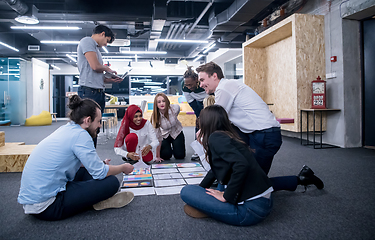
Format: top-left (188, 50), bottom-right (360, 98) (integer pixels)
top-left (160, 131), bottom-right (186, 160)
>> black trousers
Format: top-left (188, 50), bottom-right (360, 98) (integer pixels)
top-left (32, 168), bottom-right (119, 221)
top-left (233, 125), bottom-right (298, 191)
top-left (160, 131), bottom-right (186, 160)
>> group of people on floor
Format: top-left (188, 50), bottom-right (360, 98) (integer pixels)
top-left (114, 92), bottom-right (186, 164)
top-left (17, 25), bottom-right (324, 226)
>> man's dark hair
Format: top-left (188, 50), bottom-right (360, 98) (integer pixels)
top-left (183, 66), bottom-right (198, 80)
top-left (93, 25), bottom-right (115, 43)
top-left (68, 95), bottom-right (101, 124)
top-left (196, 61), bottom-right (224, 79)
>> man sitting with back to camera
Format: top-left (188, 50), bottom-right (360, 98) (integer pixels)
top-left (18, 95), bottom-right (134, 221)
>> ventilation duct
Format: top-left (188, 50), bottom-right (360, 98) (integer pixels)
top-left (3, 0), bottom-right (28, 15)
top-left (209, 0), bottom-right (274, 42)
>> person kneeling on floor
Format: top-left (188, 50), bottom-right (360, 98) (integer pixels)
top-left (18, 95), bottom-right (134, 221)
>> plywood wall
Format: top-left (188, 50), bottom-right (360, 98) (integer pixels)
top-left (294, 14), bottom-right (326, 131)
top-left (243, 48), bottom-right (267, 99)
top-left (243, 14), bottom-right (325, 132)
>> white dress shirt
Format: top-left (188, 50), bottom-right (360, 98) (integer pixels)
top-left (215, 79), bottom-right (280, 133)
top-left (114, 120), bottom-right (159, 159)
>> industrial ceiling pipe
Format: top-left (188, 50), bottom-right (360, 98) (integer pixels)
top-left (3, 0), bottom-right (28, 15)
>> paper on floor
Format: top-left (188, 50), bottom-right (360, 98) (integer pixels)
top-left (154, 185), bottom-right (184, 195)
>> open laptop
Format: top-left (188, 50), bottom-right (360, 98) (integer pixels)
top-left (104, 68), bottom-right (132, 80)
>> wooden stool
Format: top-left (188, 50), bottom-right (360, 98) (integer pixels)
top-left (51, 113), bottom-right (57, 122)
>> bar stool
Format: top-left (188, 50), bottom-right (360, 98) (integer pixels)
top-left (97, 118), bottom-right (108, 145)
top-left (102, 113), bottom-right (117, 138)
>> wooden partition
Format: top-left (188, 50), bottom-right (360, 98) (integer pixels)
top-left (243, 14), bottom-right (325, 132)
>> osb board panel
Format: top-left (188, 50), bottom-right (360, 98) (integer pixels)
top-left (0, 131), bottom-right (4, 147)
top-left (243, 47), bottom-right (267, 97)
top-left (0, 144), bottom-right (36, 155)
top-left (177, 114), bottom-right (196, 127)
top-left (265, 36), bottom-right (297, 132)
top-left (243, 13), bottom-right (326, 132)
top-left (294, 14), bottom-right (326, 131)
top-left (243, 21), bottom-right (293, 48)
top-left (0, 154), bottom-right (30, 172)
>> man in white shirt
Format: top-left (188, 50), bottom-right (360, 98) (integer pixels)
top-left (196, 62), bottom-right (324, 191)
top-left (18, 95), bottom-right (135, 221)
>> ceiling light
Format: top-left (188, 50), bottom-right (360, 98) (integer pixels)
top-left (119, 50), bottom-right (167, 54)
top-left (102, 58), bottom-right (133, 62)
top-left (155, 39), bottom-right (209, 44)
top-left (203, 43), bottom-right (216, 54)
top-left (51, 64), bottom-right (61, 70)
top-left (11, 26), bottom-right (81, 30)
top-left (14, 15), bottom-right (39, 24)
top-left (193, 55), bottom-right (204, 62)
top-left (102, 47), bottom-right (109, 53)
top-left (0, 41), bottom-right (19, 52)
top-left (41, 40), bottom-right (80, 44)
top-left (108, 39), bottom-right (131, 47)
top-left (66, 54), bottom-right (77, 62)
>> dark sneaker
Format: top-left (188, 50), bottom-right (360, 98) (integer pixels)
top-left (184, 205), bottom-right (208, 218)
top-left (191, 153), bottom-right (200, 161)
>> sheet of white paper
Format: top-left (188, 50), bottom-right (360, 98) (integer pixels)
top-left (190, 140), bottom-right (211, 171)
top-left (153, 173), bottom-right (182, 180)
top-left (185, 177), bottom-right (204, 185)
top-left (151, 168), bottom-right (178, 174)
top-left (176, 162), bottom-right (201, 168)
top-left (121, 187), bottom-right (155, 196)
top-left (180, 171), bottom-right (207, 178)
top-left (132, 158), bottom-right (149, 169)
top-left (154, 178), bottom-right (186, 187)
top-left (154, 185), bottom-right (184, 195)
top-left (178, 167), bottom-right (206, 172)
top-left (151, 163), bottom-right (177, 169)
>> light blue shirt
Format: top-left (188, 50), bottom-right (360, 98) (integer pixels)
top-left (18, 122), bottom-right (109, 205)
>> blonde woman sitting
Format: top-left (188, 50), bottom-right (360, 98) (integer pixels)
top-left (151, 93), bottom-right (186, 161)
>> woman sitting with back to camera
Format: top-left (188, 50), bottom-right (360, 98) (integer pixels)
top-left (151, 93), bottom-right (186, 162)
top-left (114, 104), bottom-right (160, 164)
top-left (180, 105), bottom-right (273, 226)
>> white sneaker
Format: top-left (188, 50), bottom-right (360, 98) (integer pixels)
top-left (93, 191), bottom-right (134, 211)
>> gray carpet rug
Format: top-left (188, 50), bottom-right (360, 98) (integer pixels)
top-left (0, 121), bottom-right (374, 240)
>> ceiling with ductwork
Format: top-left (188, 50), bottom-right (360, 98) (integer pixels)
top-left (0, 0), bottom-right (307, 65)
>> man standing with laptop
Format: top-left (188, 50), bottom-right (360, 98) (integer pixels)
top-left (77, 25), bottom-right (123, 146)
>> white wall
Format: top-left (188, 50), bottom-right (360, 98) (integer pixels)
top-left (30, 58), bottom-right (50, 117)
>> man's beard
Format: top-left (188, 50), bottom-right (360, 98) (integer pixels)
top-left (86, 126), bottom-right (100, 139)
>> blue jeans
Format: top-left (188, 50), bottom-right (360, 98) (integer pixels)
top-left (78, 86), bottom-right (106, 147)
top-left (234, 126), bottom-right (298, 191)
top-left (78, 86), bottom-right (105, 113)
top-left (32, 168), bottom-right (119, 221)
top-left (181, 185), bottom-right (273, 226)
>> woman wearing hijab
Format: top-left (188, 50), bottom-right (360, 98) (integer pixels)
top-left (114, 104), bottom-right (160, 164)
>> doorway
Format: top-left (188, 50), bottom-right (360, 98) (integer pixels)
top-left (363, 18), bottom-right (375, 147)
